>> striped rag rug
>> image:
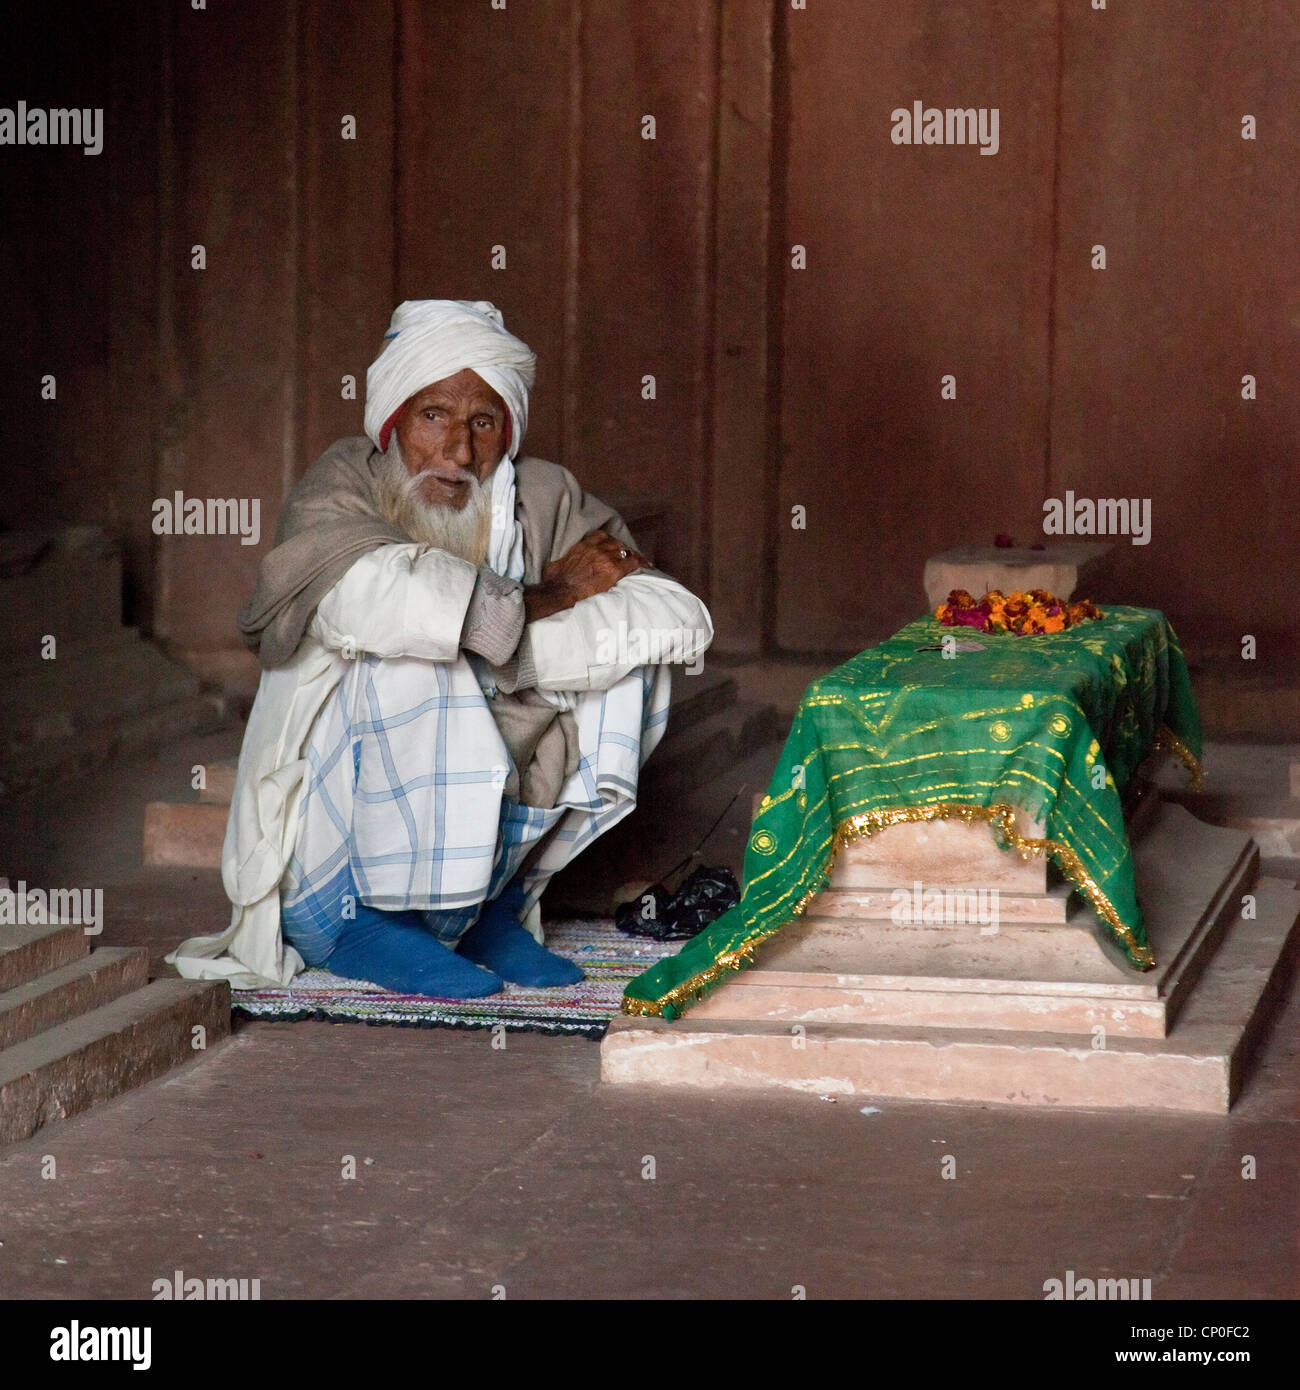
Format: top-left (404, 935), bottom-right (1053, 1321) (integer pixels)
top-left (230, 918), bottom-right (676, 1039)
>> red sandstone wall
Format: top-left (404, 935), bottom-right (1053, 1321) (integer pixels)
top-left (0, 0), bottom-right (1294, 676)
top-left (775, 1), bottom-right (1059, 652)
top-left (1049, 0), bottom-right (1300, 654)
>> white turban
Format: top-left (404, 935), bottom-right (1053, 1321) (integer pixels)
top-left (363, 299), bottom-right (537, 460)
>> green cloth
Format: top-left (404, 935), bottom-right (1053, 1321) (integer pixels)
top-left (623, 606), bottom-right (1202, 1019)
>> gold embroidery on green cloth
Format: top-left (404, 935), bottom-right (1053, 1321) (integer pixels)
top-left (749, 828), bottom-right (778, 855)
top-left (621, 608), bottom-right (1200, 1020)
top-left (1154, 725), bottom-right (1204, 793)
top-left (621, 797), bottom-right (1157, 1018)
top-left (619, 925), bottom-right (789, 1018)
top-left (828, 803), bottom-right (1155, 969)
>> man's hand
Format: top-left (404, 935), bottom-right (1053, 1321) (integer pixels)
top-left (524, 529), bottom-right (644, 622)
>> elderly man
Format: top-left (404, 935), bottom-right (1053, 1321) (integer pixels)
top-left (170, 299), bottom-right (712, 997)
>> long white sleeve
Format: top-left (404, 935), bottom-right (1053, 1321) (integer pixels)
top-left (525, 569), bottom-right (714, 691)
top-left (308, 543), bottom-right (478, 661)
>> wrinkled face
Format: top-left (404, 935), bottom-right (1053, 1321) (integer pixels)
top-left (393, 368), bottom-right (507, 510)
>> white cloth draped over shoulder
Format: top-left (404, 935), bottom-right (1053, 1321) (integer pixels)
top-left (167, 298), bottom-right (713, 988)
top-left (167, 530), bottom-right (711, 989)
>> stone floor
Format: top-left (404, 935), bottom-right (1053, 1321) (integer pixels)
top-left (0, 727), bottom-right (1297, 1300)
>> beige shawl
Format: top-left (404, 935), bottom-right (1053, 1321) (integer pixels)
top-left (237, 436), bottom-right (641, 807)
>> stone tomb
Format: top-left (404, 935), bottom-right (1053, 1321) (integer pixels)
top-left (921, 541), bottom-right (1113, 613)
top-left (602, 797), bottom-right (1300, 1112)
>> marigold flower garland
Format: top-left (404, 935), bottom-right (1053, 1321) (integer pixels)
top-left (935, 587), bottom-right (1100, 636)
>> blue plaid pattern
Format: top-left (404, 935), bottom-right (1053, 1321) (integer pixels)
top-left (280, 652), bottom-right (668, 948)
top-left (280, 798), bottom-right (555, 964)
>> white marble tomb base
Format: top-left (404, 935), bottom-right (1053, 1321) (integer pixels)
top-left (602, 801), bottom-right (1300, 1112)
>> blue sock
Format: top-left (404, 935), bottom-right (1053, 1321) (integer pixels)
top-left (455, 883), bottom-right (583, 988)
top-left (326, 902), bottom-right (504, 998)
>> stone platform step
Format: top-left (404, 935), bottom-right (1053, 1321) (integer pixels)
top-left (199, 758), bottom-right (239, 805)
top-left (804, 881), bottom-right (1075, 926)
top-left (1, 631), bottom-right (200, 737)
top-left (0, 526), bottom-right (123, 656)
top-left (1190, 671), bottom-right (1300, 741)
top-left (168, 673), bottom-right (744, 815)
top-left (1159, 790), bottom-right (1300, 857)
top-left (602, 876), bottom-right (1300, 1113)
top-left (669, 669), bottom-right (738, 734)
top-left (143, 800), bottom-right (229, 868)
top-left (0, 920), bottom-right (90, 991)
top-left (642, 698), bottom-right (786, 801)
top-left (683, 803), bottom-right (1256, 1039)
top-left (0, 947), bottom-right (149, 1050)
top-left (187, 676), bottom-right (747, 812)
top-left (0, 630), bottom-right (221, 798)
top-left (0, 976), bottom-right (231, 1146)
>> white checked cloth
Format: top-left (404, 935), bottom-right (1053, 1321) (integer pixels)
top-left (282, 651), bottom-right (671, 917)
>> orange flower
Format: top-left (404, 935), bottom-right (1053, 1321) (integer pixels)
top-left (939, 587), bottom-right (1097, 636)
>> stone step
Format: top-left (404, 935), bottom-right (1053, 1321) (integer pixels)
top-left (689, 803), bottom-right (1256, 1039)
top-left (0, 692), bottom-right (221, 801)
top-left (198, 758), bottom-right (239, 805)
top-left (828, 811), bottom-right (1051, 895)
top-left (1159, 789), bottom-right (1300, 857)
top-left (144, 690), bottom-right (777, 868)
top-left (0, 977), bottom-right (231, 1146)
top-left (0, 631), bottom-right (220, 798)
top-left (602, 876), bottom-right (1300, 1113)
top-left (544, 733), bottom-right (785, 916)
top-left (1153, 741), bottom-right (1300, 799)
top-left (643, 700), bottom-right (786, 800)
top-left (805, 881), bottom-right (1075, 926)
top-left (0, 921), bottom-right (90, 992)
top-left (0, 630), bottom-right (199, 731)
top-left (143, 801), bottom-right (228, 869)
top-left (0, 947), bottom-right (149, 1050)
top-left (1191, 677), bottom-right (1300, 742)
top-left (0, 526), bottom-right (123, 656)
top-left (669, 669), bottom-right (739, 735)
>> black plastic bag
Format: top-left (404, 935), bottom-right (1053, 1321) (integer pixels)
top-left (615, 865), bottom-right (740, 941)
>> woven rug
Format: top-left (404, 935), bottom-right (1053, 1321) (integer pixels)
top-left (231, 918), bottom-right (678, 1039)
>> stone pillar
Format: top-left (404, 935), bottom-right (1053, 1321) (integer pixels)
top-left (707, 0), bottom-right (777, 657)
top-left (154, 0), bottom-right (397, 693)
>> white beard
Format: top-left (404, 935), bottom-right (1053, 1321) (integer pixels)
top-left (373, 439), bottom-right (492, 566)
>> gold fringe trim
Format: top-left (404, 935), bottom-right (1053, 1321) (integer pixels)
top-left (619, 924), bottom-right (790, 1018)
top-left (1154, 725), bottom-right (1205, 792)
top-left (622, 798), bottom-right (1157, 1018)
top-left (828, 803), bottom-right (1154, 968)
